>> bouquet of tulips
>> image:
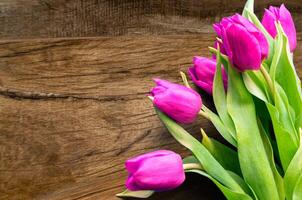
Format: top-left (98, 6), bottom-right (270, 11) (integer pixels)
top-left (117, 0), bottom-right (302, 199)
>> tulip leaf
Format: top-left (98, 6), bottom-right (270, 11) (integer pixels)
top-left (284, 132), bottom-right (302, 200)
top-left (116, 190), bottom-right (154, 198)
top-left (242, 0), bottom-right (254, 19)
top-left (258, 117), bottom-right (285, 199)
top-left (201, 129), bottom-right (241, 176)
top-left (271, 23), bottom-right (302, 131)
top-left (202, 105), bottom-right (237, 147)
top-left (266, 103), bottom-right (299, 171)
top-left (156, 109), bottom-right (244, 193)
top-left (293, 174), bottom-right (302, 200)
top-left (243, 70), bottom-right (270, 102)
top-left (183, 155), bottom-right (199, 165)
top-left (226, 64), bottom-right (280, 200)
top-left (275, 84), bottom-right (299, 145)
top-left (186, 169), bottom-right (253, 200)
top-left (213, 49), bottom-right (237, 140)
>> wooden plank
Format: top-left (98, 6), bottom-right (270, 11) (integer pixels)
top-left (0, 0), bottom-right (301, 38)
top-left (0, 35), bottom-right (228, 200)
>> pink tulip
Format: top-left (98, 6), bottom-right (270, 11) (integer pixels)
top-left (213, 14), bottom-right (269, 71)
top-left (262, 4), bottom-right (297, 52)
top-left (189, 56), bottom-right (228, 95)
top-left (150, 79), bottom-right (202, 124)
top-left (125, 150), bottom-right (185, 191)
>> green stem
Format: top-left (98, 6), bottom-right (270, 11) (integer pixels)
top-left (183, 163), bottom-right (203, 170)
top-left (198, 110), bottom-right (210, 120)
top-left (260, 64), bottom-right (275, 103)
top-left (180, 71), bottom-right (191, 88)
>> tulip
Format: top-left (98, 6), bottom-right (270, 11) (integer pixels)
top-left (125, 150), bottom-right (185, 191)
top-left (262, 4), bottom-right (297, 52)
top-left (150, 79), bottom-right (202, 124)
top-left (213, 14), bottom-right (269, 71)
top-left (189, 56), bottom-right (228, 95)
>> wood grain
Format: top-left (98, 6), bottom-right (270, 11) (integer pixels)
top-left (0, 35), bottom-right (223, 200)
top-left (0, 0), bottom-right (301, 200)
top-left (0, 0), bottom-right (300, 38)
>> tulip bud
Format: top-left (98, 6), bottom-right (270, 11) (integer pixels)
top-left (188, 56), bottom-right (228, 95)
top-left (213, 14), bottom-right (269, 71)
top-left (125, 150), bottom-right (185, 191)
top-left (150, 79), bottom-right (202, 124)
top-left (262, 4), bottom-right (297, 52)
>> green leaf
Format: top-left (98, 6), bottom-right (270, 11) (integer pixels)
top-left (293, 175), bottom-right (302, 200)
top-left (213, 49), bottom-right (236, 139)
top-left (116, 190), bottom-right (154, 198)
top-left (243, 70), bottom-right (270, 102)
top-left (242, 0), bottom-right (254, 19)
top-left (275, 84), bottom-right (299, 145)
top-left (226, 64), bottom-right (280, 200)
top-left (266, 103), bottom-right (299, 171)
top-left (186, 169), bottom-right (253, 200)
top-left (284, 132), bottom-right (302, 200)
top-left (156, 109), bottom-right (244, 193)
top-left (183, 155), bottom-right (199, 164)
top-left (201, 129), bottom-right (241, 176)
top-left (202, 105), bottom-right (237, 147)
top-left (271, 23), bottom-right (302, 131)
top-left (258, 118), bottom-right (285, 199)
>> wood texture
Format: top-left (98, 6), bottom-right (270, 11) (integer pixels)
top-left (0, 0), bottom-right (301, 38)
top-left (0, 1), bottom-right (301, 200)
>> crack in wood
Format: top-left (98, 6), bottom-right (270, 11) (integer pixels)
top-left (0, 87), bottom-right (145, 102)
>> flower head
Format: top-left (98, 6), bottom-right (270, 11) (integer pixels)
top-left (214, 14), bottom-right (269, 71)
top-left (189, 56), bottom-right (227, 95)
top-left (125, 150), bottom-right (185, 191)
top-left (150, 79), bottom-right (202, 124)
top-left (262, 4), bottom-right (296, 52)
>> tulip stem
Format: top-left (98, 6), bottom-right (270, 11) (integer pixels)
top-left (180, 71), bottom-right (191, 88)
top-left (198, 110), bottom-right (210, 120)
top-left (260, 64), bottom-right (275, 102)
top-left (183, 163), bottom-right (203, 170)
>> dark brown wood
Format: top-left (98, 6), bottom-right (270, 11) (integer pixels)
top-left (0, 0), bottom-right (301, 39)
top-left (0, 35), bottom-right (221, 200)
top-left (0, 0), bottom-right (301, 200)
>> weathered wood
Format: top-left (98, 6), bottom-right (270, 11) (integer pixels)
top-left (0, 0), bottom-right (301, 38)
top-left (0, 35), bottom-right (224, 200)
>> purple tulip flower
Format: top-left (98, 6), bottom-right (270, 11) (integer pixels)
top-left (213, 14), bottom-right (269, 71)
top-left (150, 79), bottom-right (202, 124)
top-left (189, 56), bottom-right (228, 95)
top-left (262, 4), bottom-right (297, 52)
top-left (125, 150), bottom-right (185, 191)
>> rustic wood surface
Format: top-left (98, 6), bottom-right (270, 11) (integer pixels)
top-left (0, 1), bottom-right (301, 200)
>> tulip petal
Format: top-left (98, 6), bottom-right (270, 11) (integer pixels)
top-left (126, 150), bottom-right (174, 174)
top-left (279, 4), bottom-right (297, 51)
top-left (126, 175), bottom-right (141, 191)
top-left (189, 67), bottom-right (213, 94)
top-left (225, 24), bottom-right (262, 71)
top-left (232, 14), bottom-right (268, 59)
top-left (151, 79), bottom-right (202, 124)
top-left (154, 87), bottom-right (202, 123)
top-left (133, 153), bottom-right (185, 191)
top-left (262, 8), bottom-right (278, 37)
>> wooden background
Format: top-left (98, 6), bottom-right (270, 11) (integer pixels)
top-left (0, 0), bottom-right (301, 199)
